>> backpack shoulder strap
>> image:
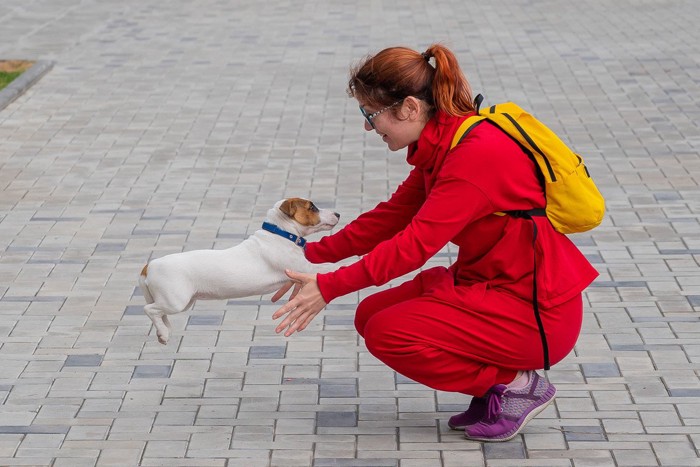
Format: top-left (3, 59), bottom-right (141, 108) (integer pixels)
top-left (449, 94), bottom-right (488, 150)
top-left (450, 115), bottom-right (486, 150)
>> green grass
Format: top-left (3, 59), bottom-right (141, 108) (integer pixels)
top-left (0, 71), bottom-right (23, 91)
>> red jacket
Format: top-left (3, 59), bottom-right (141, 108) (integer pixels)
top-left (305, 110), bottom-right (598, 306)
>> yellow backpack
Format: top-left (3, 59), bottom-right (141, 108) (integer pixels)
top-left (450, 94), bottom-right (605, 234)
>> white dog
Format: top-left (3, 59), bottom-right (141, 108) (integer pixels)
top-left (139, 198), bottom-right (340, 344)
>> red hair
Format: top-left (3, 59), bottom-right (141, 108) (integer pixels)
top-left (348, 44), bottom-right (474, 117)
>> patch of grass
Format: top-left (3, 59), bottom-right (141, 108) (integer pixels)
top-left (0, 71), bottom-right (23, 91)
top-left (0, 60), bottom-right (34, 91)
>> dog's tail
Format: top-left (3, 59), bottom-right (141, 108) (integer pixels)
top-left (139, 264), bottom-right (155, 304)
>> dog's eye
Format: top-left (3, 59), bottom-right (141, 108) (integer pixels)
top-left (309, 204), bottom-right (319, 213)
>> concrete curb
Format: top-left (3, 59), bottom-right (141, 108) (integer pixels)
top-left (0, 60), bottom-right (54, 111)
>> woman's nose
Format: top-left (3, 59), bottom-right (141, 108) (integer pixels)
top-left (363, 120), bottom-right (373, 131)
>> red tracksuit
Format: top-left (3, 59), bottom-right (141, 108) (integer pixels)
top-left (305, 110), bottom-right (598, 397)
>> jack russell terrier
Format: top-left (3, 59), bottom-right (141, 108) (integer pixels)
top-left (139, 197), bottom-right (340, 344)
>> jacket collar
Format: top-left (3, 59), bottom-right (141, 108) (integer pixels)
top-left (406, 110), bottom-right (472, 172)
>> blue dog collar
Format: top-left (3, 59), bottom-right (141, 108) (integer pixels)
top-left (262, 222), bottom-right (307, 248)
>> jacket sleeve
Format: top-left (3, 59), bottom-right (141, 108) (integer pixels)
top-left (304, 167), bottom-right (426, 264)
top-left (315, 159), bottom-right (496, 302)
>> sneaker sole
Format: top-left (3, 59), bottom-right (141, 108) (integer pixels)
top-left (464, 386), bottom-right (556, 442)
top-left (448, 421), bottom-right (466, 431)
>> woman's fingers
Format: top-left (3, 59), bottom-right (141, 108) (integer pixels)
top-left (296, 311), bottom-right (316, 333)
top-left (274, 302), bottom-right (303, 335)
top-left (271, 297), bottom-right (296, 321)
top-left (271, 280), bottom-right (294, 303)
top-left (288, 281), bottom-right (302, 300)
top-left (270, 270), bottom-right (308, 303)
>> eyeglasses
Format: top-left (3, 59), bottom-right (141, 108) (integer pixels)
top-left (359, 100), bottom-right (403, 129)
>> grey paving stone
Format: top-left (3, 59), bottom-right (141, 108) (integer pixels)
top-left (668, 388), bottom-right (700, 397)
top-left (314, 460), bottom-right (397, 467)
top-left (395, 373), bottom-right (419, 385)
top-left (562, 425), bottom-right (607, 442)
top-left (483, 440), bottom-right (526, 459)
top-left (324, 316), bottom-right (355, 326)
top-left (0, 426), bottom-right (70, 434)
top-left (581, 363), bottom-right (622, 378)
top-left (123, 305), bottom-right (143, 315)
top-left (63, 354), bottom-right (103, 367)
top-left (187, 315), bottom-right (223, 326)
top-left (248, 346), bottom-right (287, 360)
top-left (320, 382), bottom-right (357, 398)
top-left (589, 281), bottom-right (648, 288)
top-left (316, 411), bottom-right (358, 428)
top-left (132, 365), bottom-right (172, 379)
top-left (93, 242), bottom-right (127, 252)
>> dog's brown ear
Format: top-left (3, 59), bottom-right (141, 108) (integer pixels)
top-left (279, 198), bottom-right (298, 218)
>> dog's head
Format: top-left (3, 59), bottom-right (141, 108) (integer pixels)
top-left (267, 198), bottom-right (340, 237)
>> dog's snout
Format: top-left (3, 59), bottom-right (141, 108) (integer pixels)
top-left (334, 212), bottom-right (340, 219)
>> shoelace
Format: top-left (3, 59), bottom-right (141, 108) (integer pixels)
top-left (484, 385), bottom-right (507, 422)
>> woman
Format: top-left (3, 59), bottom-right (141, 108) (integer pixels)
top-left (271, 44), bottom-right (598, 442)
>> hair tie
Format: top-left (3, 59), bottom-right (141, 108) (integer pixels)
top-left (421, 52), bottom-right (431, 62)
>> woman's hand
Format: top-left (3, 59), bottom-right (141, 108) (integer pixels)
top-left (271, 270), bottom-right (327, 337)
top-left (271, 279), bottom-right (302, 303)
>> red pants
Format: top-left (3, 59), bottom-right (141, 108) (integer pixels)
top-left (355, 267), bottom-right (583, 397)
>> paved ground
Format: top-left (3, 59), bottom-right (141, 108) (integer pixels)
top-left (0, 0), bottom-right (699, 466)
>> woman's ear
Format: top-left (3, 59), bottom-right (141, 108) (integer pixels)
top-left (402, 96), bottom-right (423, 121)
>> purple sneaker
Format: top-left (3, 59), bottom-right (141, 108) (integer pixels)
top-left (448, 396), bottom-right (488, 430)
top-left (464, 371), bottom-right (556, 442)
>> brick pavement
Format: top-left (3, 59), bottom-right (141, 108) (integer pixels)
top-left (0, 0), bottom-right (699, 465)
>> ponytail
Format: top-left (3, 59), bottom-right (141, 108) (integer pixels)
top-left (423, 44), bottom-right (474, 115)
top-left (348, 43), bottom-right (474, 117)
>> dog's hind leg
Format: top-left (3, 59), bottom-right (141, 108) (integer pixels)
top-left (139, 266), bottom-right (155, 304)
top-left (140, 270), bottom-right (169, 343)
top-left (144, 304), bottom-right (172, 345)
